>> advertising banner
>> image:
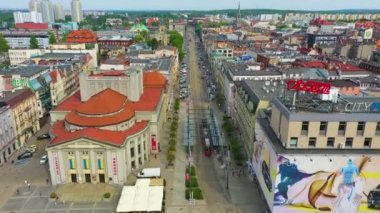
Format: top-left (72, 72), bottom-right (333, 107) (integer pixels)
top-left (151, 134), bottom-right (157, 151)
top-left (112, 153), bottom-right (118, 184)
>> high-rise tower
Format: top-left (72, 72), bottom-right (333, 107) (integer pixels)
top-left (236, 2), bottom-right (241, 28)
top-left (71, 0), bottom-right (82, 23)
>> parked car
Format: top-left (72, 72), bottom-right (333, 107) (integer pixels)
top-left (26, 146), bottom-right (36, 153)
top-left (368, 185), bottom-right (380, 208)
top-left (17, 152), bottom-right (33, 160)
top-left (37, 134), bottom-right (50, 140)
top-left (40, 155), bottom-right (48, 164)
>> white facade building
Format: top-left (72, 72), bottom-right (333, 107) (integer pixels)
top-left (39, 0), bottom-right (54, 23)
top-left (0, 106), bottom-right (15, 165)
top-left (8, 49), bottom-right (45, 65)
top-left (71, 0), bottom-right (82, 23)
top-left (54, 3), bottom-right (65, 21)
top-left (13, 11), bottom-right (43, 23)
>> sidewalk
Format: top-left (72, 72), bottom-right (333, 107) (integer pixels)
top-left (208, 100), bottom-right (264, 213)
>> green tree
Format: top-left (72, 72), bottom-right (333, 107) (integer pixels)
top-left (48, 33), bottom-right (57, 44)
top-left (133, 35), bottom-right (145, 43)
top-left (61, 32), bottom-right (68, 42)
top-left (168, 31), bottom-right (184, 62)
top-left (147, 38), bottom-right (159, 50)
top-left (0, 33), bottom-right (10, 53)
top-left (29, 35), bottom-right (39, 49)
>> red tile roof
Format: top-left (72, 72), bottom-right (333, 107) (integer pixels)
top-left (49, 69), bottom-right (64, 83)
top-left (330, 61), bottom-right (364, 72)
top-left (65, 89), bottom-right (135, 127)
top-left (131, 87), bottom-right (162, 111)
top-left (53, 91), bottom-right (81, 111)
top-left (15, 23), bottom-right (49, 30)
top-left (143, 71), bottom-right (167, 88)
top-left (49, 120), bottom-right (149, 147)
top-left (66, 29), bottom-right (97, 43)
top-left (76, 88), bottom-right (128, 115)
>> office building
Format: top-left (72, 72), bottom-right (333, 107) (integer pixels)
top-left (54, 3), bottom-right (65, 21)
top-left (39, 0), bottom-right (54, 23)
top-left (13, 11), bottom-right (43, 23)
top-left (29, 0), bottom-right (40, 12)
top-left (251, 81), bottom-right (380, 212)
top-left (71, 0), bottom-right (82, 23)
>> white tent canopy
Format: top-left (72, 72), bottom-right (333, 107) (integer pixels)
top-left (116, 179), bottom-right (164, 212)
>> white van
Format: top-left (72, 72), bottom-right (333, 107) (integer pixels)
top-left (137, 168), bottom-right (161, 178)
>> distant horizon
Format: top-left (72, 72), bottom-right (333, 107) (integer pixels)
top-left (2, 0), bottom-right (380, 11)
top-left (2, 8), bottom-right (380, 12)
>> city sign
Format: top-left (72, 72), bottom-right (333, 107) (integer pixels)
top-left (287, 79), bottom-right (331, 94)
top-left (345, 102), bottom-right (380, 112)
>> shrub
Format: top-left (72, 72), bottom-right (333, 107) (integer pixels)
top-left (169, 144), bottom-right (176, 152)
top-left (103, 192), bottom-right (111, 199)
top-left (169, 138), bottom-right (176, 146)
top-left (185, 188), bottom-right (203, 200)
top-left (186, 166), bottom-right (196, 176)
top-left (185, 177), bottom-right (198, 188)
top-left (50, 192), bottom-right (57, 198)
top-left (170, 131), bottom-right (176, 139)
top-left (167, 151), bottom-right (175, 164)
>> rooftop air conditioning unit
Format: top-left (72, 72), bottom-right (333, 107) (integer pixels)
top-left (339, 143), bottom-right (345, 149)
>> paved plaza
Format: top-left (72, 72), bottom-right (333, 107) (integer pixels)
top-left (0, 184), bottom-right (119, 213)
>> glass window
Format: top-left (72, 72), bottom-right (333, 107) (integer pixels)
top-left (327, 137), bottom-right (335, 147)
top-left (345, 138), bottom-right (353, 148)
top-left (339, 122), bottom-right (346, 131)
top-left (320, 122), bottom-right (327, 131)
top-left (364, 138), bottom-right (372, 148)
top-left (290, 137), bottom-right (298, 148)
top-left (308, 137), bottom-right (316, 147)
top-left (130, 147), bottom-right (135, 157)
top-left (138, 144), bottom-right (141, 154)
top-left (357, 122), bottom-right (365, 131)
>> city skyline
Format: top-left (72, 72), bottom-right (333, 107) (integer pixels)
top-left (3, 0), bottom-right (380, 11)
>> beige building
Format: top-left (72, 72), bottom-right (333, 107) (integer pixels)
top-left (0, 89), bottom-right (40, 149)
top-left (8, 49), bottom-right (45, 65)
top-left (234, 80), bottom-right (282, 159)
top-left (270, 96), bottom-right (380, 149)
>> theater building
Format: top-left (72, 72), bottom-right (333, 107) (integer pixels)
top-left (46, 68), bottom-right (167, 185)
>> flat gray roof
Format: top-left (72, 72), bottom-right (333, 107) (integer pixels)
top-left (0, 65), bottom-right (49, 77)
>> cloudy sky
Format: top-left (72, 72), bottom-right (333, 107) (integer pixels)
top-left (3, 0), bottom-right (380, 11)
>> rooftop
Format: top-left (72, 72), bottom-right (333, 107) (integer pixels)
top-left (0, 89), bottom-right (35, 108)
top-left (0, 65), bottom-right (49, 77)
top-left (49, 120), bottom-right (149, 147)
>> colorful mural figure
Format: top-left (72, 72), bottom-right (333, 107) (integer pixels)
top-left (332, 159), bottom-right (362, 213)
top-left (273, 156), bottom-right (373, 212)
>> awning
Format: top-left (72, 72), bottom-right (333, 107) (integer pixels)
top-left (116, 179), bottom-right (164, 212)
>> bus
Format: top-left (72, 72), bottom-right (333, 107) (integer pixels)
top-left (204, 138), bottom-right (211, 157)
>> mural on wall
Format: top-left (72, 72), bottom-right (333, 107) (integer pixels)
top-left (252, 122), bottom-right (278, 209)
top-left (273, 155), bottom-right (380, 213)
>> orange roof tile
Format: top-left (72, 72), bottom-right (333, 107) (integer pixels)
top-left (76, 88), bottom-right (128, 115)
top-left (49, 120), bottom-right (149, 147)
top-left (53, 91), bottom-right (81, 111)
top-left (143, 71), bottom-right (167, 88)
top-left (130, 87), bottom-right (162, 111)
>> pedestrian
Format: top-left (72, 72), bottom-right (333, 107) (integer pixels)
top-left (39, 192), bottom-right (42, 197)
top-left (27, 183), bottom-right (31, 190)
top-left (46, 178), bottom-right (49, 184)
top-left (232, 170), bottom-right (235, 176)
top-left (16, 189), bottom-right (19, 195)
top-left (54, 201), bottom-right (57, 207)
top-left (24, 180), bottom-right (27, 185)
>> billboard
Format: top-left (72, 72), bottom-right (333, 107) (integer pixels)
top-left (151, 134), bottom-right (157, 151)
top-left (273, 155), bottom-right (380, 213)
